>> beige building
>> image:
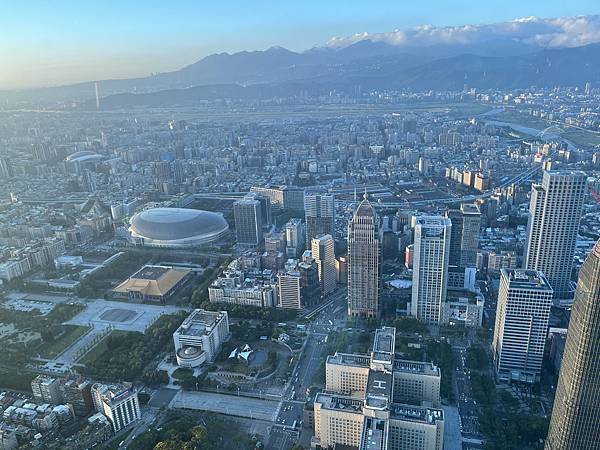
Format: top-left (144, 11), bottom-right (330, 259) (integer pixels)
top-left (313, 327), bottom-right (444, 450)
top-left (388, 406), bottom-right (444, 450)
top-left (392, 360), bottom-right (441, 407)
top-left (326, 353), bottom-right (371, 397)
top-left (112, 265), bottom-right (191, 302)
top-left (314, 394), bottom-right (365, 449)
top-left (347, 195), bottom-right (380, 318)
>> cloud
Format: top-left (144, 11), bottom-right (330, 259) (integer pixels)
top-left (325, 15), bottom-right (600, 49)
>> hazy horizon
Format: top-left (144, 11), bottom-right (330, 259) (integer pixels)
top-left (2, 0), bottom-right (599, 90)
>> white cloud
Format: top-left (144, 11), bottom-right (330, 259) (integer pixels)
top-left (324, 15), bottom-right (600, 49)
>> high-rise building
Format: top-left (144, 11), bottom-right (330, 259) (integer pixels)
top-left (91, 383), bottom-right (140, 432)
top-left (284, 218), bottom-right (304, 258)
top-left (278, 268), bottom-right (302, 310)
top-left (492, 269), bottom-right (553, 383)
top-left (347, 195), bottom-right (380, 318)
top-left (411, 216), bottom-right (452, 325)
top-left (446, 204), bottom-right (481, 268)
top-left (524, 171), bottom-right (587, 300)
top-left (233, 196), bottom-right (263, 247)
top-left (304, 194), bottom-right (335, 246)
top-left (299, 259), bottom-right (321, 307)
top-left (545, 240), bottom-right (600, 450)
top-left (311, 234), bottom-right (337, 297)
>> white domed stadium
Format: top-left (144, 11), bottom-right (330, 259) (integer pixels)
top-left (128, 208), bottom-right (229, 248)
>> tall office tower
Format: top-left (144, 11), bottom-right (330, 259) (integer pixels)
top-left (278, 270), bottom-right (302, 310)
top-left (545, 240), bottom-right (600, 450)
top-left (411, 216), bottom-right (452, 324)
top-left (299, 260), bottom-right (321, 307)
top-left (524, 171), bottom-right (587, 300)
top-left (445, 203), bottom-right (481, 267)
top-left (233, 196), bottom-right (263, 247)
top-left (492, 269), bottom-right (553, 383)
top-left (347, 195), bottom-right (380, 318)
top-left (304, 194), bottom-right (335, 246)
top-left (284, 218), bottom-right (305, 258)
top-left (311, 234), bottom-right (337, 297)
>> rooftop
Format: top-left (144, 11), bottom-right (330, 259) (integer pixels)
top-left (392, 359), bottom-right (440, 377)
top-left (112, 265), bottom-right (190, 297)
top-left (176, 309), bottom-right (227, 337)
top-left (502, 269), bottom-right (553, 291)
top-left (389, 404), bottom-right (444, 424)
top-left (327, 352), bottom-right (371, 368)
top-left (365, 371), bottom-right (392, 406)
top-left (315, 393), bottom-right (363, 413)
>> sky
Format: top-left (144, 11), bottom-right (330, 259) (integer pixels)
top-left (1, 0), bottom-right (599, 90)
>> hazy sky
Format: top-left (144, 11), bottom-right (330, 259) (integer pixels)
top-left (1, 0), bottom-right (599, 90)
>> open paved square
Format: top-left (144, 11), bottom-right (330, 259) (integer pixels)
top-left (170, 391), bottom-right (280, 422)
top-left (65, 299), bottom-right (186, 332)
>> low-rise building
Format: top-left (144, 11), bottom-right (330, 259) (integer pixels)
top-left (112, 265), bottom-right (191, 302)
top-left (209, 268), bottom-right (276, 308)
top-left (173, 309), bottom-right (230, 368)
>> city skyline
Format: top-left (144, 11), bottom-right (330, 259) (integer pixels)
top-left (1, 5), bottom-right (600, 447)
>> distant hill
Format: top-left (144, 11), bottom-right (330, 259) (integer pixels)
top-left (4, 42), bottom-right (600, 107)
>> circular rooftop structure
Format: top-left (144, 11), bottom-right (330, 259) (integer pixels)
top-left (65, 151), bottom-right (104, 163)
top-left (129, 207), bottom-right (229, 248)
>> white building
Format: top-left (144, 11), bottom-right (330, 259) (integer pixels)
top-left (524, 170), bottom-right (587, 301)
top-left (492, 269), bottom-right (553, 383)
top-left (208, 272), bottom-right (276, 308)
top-left (311, 234), bottom-right (337, 297)
top-left (411, 216), bottom-right (452, 324)
top-left (91, 383), bottom-right (140, 432)
top-left (284, 218), bottom-right (304, 258)
top-left (278, 264), bottom-right (302, 310)
top-left (173, 309), bottom-right (230, 368)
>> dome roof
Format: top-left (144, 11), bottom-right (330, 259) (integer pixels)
top-left (65, 151), bottom-right (104, 162)
top-left (129, 207), bottom-right (228, 241)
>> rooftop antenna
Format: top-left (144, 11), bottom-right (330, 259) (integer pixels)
top-left (94, 82), bottom-right (100, 110)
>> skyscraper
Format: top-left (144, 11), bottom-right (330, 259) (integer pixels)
top-left (347, 195), bottom-right (380, 318)
top-left (284, 218), bottom-right (304, 258)
top-left (492, 269), bottom-right (553, 383)
top-left (545, 240), bottom-right (600, 450)
top-left (233, 196), bottom-right (263, 247)
top-left (524, 171), bottom-right (587, 300)
top-left (411, 216), bottom-right (452, 324)
top-left (304, 193), bottom-right (335, 246)
top-left (445, 203), bottom-right (481, 268)
top-left (311, 234), bottom-right (337, 297)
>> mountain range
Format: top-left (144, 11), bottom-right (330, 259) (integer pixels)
top-left (4, 15), bottom-right (600, 108)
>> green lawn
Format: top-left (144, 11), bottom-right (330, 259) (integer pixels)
top-left (39, 325), bottom-right (91, 358)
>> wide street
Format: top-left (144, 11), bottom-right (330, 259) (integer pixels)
top-left (267, 288), bottom-right (348, 449)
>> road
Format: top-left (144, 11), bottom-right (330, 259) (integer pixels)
top-left (454, 346), bottom-right (483, 441)
top-left (267, 288), bottom-right (348, 449)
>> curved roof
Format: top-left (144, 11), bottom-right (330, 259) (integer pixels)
top-left (130, 207), bottom-right (228, 241)
top-left (65, 150), bottom-right (104, 163)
